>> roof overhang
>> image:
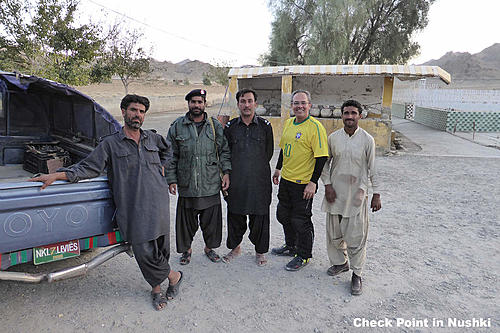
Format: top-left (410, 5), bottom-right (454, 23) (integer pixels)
top-left (228, 65), bottom-right (451, 85)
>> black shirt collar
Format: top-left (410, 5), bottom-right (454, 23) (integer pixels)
top-left (236, 115), bottom-right (258, 125)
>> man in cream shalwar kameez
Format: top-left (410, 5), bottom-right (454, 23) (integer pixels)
top-left (320, 100), bottom-right (381, 295)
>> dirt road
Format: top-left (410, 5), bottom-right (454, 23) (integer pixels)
top-left (1, 114), bottom-right (498, 332)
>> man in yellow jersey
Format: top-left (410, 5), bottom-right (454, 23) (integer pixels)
top-left (271, 90), bottom-right (328, 271)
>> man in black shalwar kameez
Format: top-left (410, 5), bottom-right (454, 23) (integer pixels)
top-left (223, 89), bottom-right (274, 266)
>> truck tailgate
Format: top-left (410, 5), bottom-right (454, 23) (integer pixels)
top-left (0, 177), bottom-right (116, 254)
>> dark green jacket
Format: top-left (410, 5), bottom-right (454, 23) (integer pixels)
top-left (166, 112), bottom-right (231, 197)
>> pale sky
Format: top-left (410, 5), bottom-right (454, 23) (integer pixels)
top-left (80, 0), bottom-right (273, 66)
top-left (80, 0), bottom-right (499, 66)
top-left (410, 0), bottom-right (500, 64)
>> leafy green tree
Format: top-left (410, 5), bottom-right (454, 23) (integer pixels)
top-left (262, 0), bottom-right (434, 65)
top-left (104, 24), bottom-right (151, 94)
top-left (0, 0), bottom-right (108, 85)
top-left (206, 60), bottom-right (231, 86)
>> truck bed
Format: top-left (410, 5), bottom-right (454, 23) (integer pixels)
top-left (0, 164), bottom-right (34, 182)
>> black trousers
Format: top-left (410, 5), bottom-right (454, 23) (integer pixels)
top-left (226, 211), bottom-right (270, 254)
top-left (175, 198), bottom-right (222, 253)
top-left (132, 235), bottom-right (171, 288)
top-left (276, 179), bottom-right (315, 259)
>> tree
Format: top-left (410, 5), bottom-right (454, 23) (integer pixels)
top-left (202, 73), bottom-right (212, 86)
top-left (262, 0), bottom-right (434, 65)
top-left (105, 24), bottom-right (151, 94)
top-left (206, 60), bottom-right (231, 86)
top-left (0, 0), bottom-right (108, 85)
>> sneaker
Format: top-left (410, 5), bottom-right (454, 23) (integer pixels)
top-left (271, 244), bottom-right (295, 256)
top-left (327, 262), bottom-right (349, 276)
top-left (285, 255), bottom-right (310, 271)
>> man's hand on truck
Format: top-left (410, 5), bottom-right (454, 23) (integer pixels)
top-left (29, 172), bottom-right (68, 190)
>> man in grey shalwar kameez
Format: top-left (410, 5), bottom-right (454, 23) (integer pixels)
top-left (30, 94), bottom-right (182, 311)
top-left (320, 99), bottom-right (381, 296)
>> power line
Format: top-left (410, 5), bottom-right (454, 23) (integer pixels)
top-left (84, 0), bottom-right (260, 64)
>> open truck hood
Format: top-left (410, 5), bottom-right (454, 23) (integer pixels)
top-left (0, 72), bottom-right (121, 148)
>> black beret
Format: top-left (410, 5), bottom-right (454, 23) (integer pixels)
top-left (185, 89), bottom-right (207, 101)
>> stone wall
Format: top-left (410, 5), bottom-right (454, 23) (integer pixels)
top-left (264, 117), bottom-right (391, 155)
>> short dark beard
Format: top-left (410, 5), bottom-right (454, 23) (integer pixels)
top-left (189, 107), bottom-right (204, 118)
top-left (124, 114), bottom-right (142, 129)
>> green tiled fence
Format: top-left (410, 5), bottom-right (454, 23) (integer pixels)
top-left (392, 104), bottom-right (500, 132)
top-left (414, 107), bottom-right (448, 130)
top-left (392, 104), bottom-right (405, 118)
top-left (446, 111), bottom-right (500, 132)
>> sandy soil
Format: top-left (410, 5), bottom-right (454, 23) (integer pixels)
top-left (78, 80), bottom-right (226, 99)
top-left (78, 81), bottom-right (227, 116)
top-left (1, 91), bottom-right (498, 332)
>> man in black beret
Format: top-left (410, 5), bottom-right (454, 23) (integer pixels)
top-left (184, 89), bottom-right (207, 102)
top-left (167, 89), bottom-right (231, 265)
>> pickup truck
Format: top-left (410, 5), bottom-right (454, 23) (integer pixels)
top-left (0, 72), bottom-right (130, 283)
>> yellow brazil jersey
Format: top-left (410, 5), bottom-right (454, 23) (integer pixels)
top-left (279, 116), bottom-right (328, 183)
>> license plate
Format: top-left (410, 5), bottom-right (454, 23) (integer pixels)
top-left (33, 239), bottom-right (80, 265)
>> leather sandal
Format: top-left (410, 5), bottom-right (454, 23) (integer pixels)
top-left (166, 271), bottom-right (183, 300)
top-left (151, 291), bottom-right (167, 311)
top-left (204, 249), bottom-right (221, 263)
top-left (180, 251), bottom-right (191, 265)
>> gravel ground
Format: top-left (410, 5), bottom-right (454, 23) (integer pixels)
top-left (1, 113), bottom-right (498, 332)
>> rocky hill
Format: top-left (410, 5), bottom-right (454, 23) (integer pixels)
top-left (421, 43), bottom-right (500, 88)
top-left (148, 59), bottom-right (214, 84)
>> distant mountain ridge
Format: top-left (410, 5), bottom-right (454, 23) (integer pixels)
top-left (148, 59), bottom-right (214, 83)
top-left (421, 43), bottom-right (500, 87)
top-left (146, 43), bottom-right (500, 88)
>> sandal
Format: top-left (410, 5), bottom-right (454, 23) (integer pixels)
top-left (256, 253), bottom-right (268, 267)
top-left (204, 249), bottom-right (221, 263)
top-left (180, 251), bottom-right (191, 265)
top-left (222, 249), bottom-right (241, 263)
top-left (166, 271), bottom-right (184, 300)
top-left (151, 291), bottom-right (167, 311)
